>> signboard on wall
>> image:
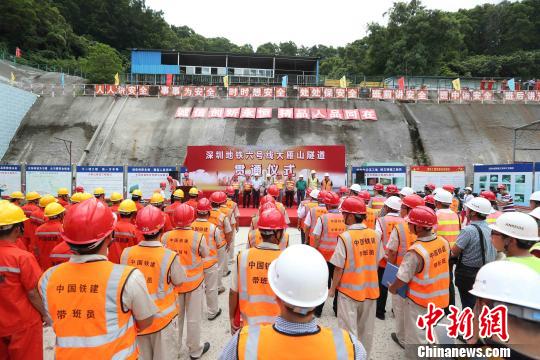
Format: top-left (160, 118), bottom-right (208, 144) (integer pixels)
top-left (410, 166), bottom-right (466, 192)
top-left (76, 166), bottom-right (124, 197)
top-left (25, 165), bottom-right (72, 195)
top-left (352, 165), bottom-right (407, 191)
top-left (473, 163), bottom-right (534, 206)
top-left (0, 165), bottom-right (21, 197)
top-left (127, 166), bottom-right (177, 199)
top-left (536, 163), bottom-right (540, 191)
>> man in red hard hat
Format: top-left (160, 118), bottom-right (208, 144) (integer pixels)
top-left (296, 188), bottom-right (317, 244)
top-left (480, 190), bottom-right (502, 224)
top-left (209, 192), bottom-right (233, 294)
top-left (248, 203), bottom-right (289, 250)
top-left (39, 198), bottom-right (157, 359)
top-left (121, 205), bottom-right (185, 360)
top-left (267, 184), bottom-right (290, 225)
top-left (229, 175), bottom-right (241, 203)
top-left (496, 183), bottom-right (515, 212)
top-left (370, 183), bottom-right (386, 210)
top-left (424, 183), bottom-right (436, 196)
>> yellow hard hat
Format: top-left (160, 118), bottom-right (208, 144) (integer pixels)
top-left (0, 202), bottom-right (28, 229)
top-left (110, 192), bottom-right (123, 202)
top-left (132, 189), bottom-right (143, 197)
top-left (57, 188), bottom-right (69, 196)
top-left (80, 192), bottom-right (93, 201)
top-left (9, 191), bottom-right (25, 200)
top-left (94, 187), bottom-right (105, 196)
top-left (39, 194), bottom-right (58, 208)
top-left (118, 199), bottom-right (137, 214)
top-left (188, 187), bottom-right (199, 196)
top-left (70, 192), bottom-right (83, 203)
top-left (150, 192), bottom-right (165, 205)
top-left (173, 189), bottom-right (185, 199)
top-left (26, 191), bottom-right (41, 201)
top-left (44, 202), bottom-right (65, 217)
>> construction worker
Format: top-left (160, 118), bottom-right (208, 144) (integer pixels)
top-left (496, 184), bottom-right (515, 212)
top-left (242, 175), bottom-right (253, 208)
top-left (8, 191), bottom-right (24, 206)
top-left (388, 206), bottom-right (450, 360)
top-left (162, 203), bottom-right (211, 359)
top-left (34, 202), bottom-right (65, 270)
top-left (217, 191), bottom-right (238, 273)
top-left (149, 192), bottom-right (173, 232)
top-left (192, 198), bottom-right (222, 320)
top-left (39, 198), bottom-right (157, 359)
top-left (398, 187), bottom-right (415, 199)
top-left (349, 183), bottom-right (362, 196)
top-left (303, 190), bottom-right (327, 247)
top-left (479, 190), bottom-right (502, 224)
top-left (252, 195), bottom-right (276, 230)
top-left (385, 184), bottom-right (399, 197)
top-left (284, 173), bottom-right (296, 208)
top-left (0, 202), bottom-right (50, 360)
top-left (531, 207), bottom-right (540, 258)
top-left (209, 192), bottom-right (233, 293)
top-left (338, 185), bottom-right (349, 202)
top-left (93, 187), bottom-right (106, 203)
top-left (251, 174), bottom-right (263, 208)
top-left (424, 194), bottom-right (436, 210)
top-left (121, 205), bottom-right (184, 360)
top-left (370, 183), bottom-right (386, 210)
top-left (451, 196), bottom-right (497, 309)
top-left (74, 185), bottom-right (84, 193)
top-left (530, 190), bottom-right (540, 209)
top-left (385, 194), bottom-right (424, 349)
top-left (307, 169), bottom-right (319, 190)
top-left (490, 211), bottom-right (540, 272)
top-left (49, 240), bottom-right (74, 266)
top-left (295, 174), bottom-right (307, 205)
top-left (186, 187), bottom-right (199, 209)
top-left (56, 188), bottom-right (70, 207)
top-left (357, 190), bottom-right (378, 230)
top-left (131, 189), bottom-right (144, 210)
top-left (274, 173), bottom-right (285, 203)
top-left (267, 184), bottom-right (290, 225)
top-left (225, 186), bottom-right (240, 231)
top-left (109, 199), bottom-right (143, 264)
top-left (329, 196), bottom-right (382, 357)
top-left (443, 184), bottom-right (459, 213)
top-left (25, 194), bottom-right (57, 258)
top-left (262, 174), bottom-right (272, 195)
top-left (182, 172), bottom-right (194, 187)
top-left (229, 175), bottom-right (241, 203)
top-left (297, 189), bottom-right (318, 244)
top-left (248, 203), bottom-right (289, 250)
top-left (374, 196), bottom-right (403, 320)
top-left (109, 192), bottom-right (124, 213)
top-left (229, 207), bottom-right (286, 332)
top-left (321, 173), bottom-right (333, 191)
top-left (21, 192), bottom-right (40, 217)
top-left (165, 189), bottom-right (184, 223)
top-left (311, 191), bottom-right (345, 317)
top-left (424, 182), bottom-right (436, 196)
top-left (220, 244), bottom-right (366, 359)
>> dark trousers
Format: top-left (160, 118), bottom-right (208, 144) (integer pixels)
top-left (445, 261), bottom-right (456, 314)
top-left (297, 189), bottom-right (305, 205)
top-left (457, 283), bottom-right (476, 310)
top-left (233, 189), bottom-right (239, 204)
top-left (243, 190), bottom-right (251, 208)
top-left (315, 262), bottom-right (338, 317)
top-left (285, 190), bottom-right (295, 208)
top-left (252, 189), bottom-right (260, 208)
top-left (455, 262), bottom-right (479, 310)
top-left (376, 266), bottom-right (389, 317)
top-left (300, 229), bottom-right (306, 244)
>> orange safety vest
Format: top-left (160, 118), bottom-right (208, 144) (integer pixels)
top-left (307, 205), bottom-right (328, 245)
top-left (450, 198), bottom-right (459, 213)
top-left (275, 202), bottom-right (287, 217)
top-left (250, 214), bottom-right (259, 230)
top-left (321, 179), bottom-right (333, 191)
top-left (243, 182), bottom-right (253, 191)
top-left (299, 201), bottom-right (318, 229)
top-left (237, 248), bottom-right (281, 326)
top-left (377, 215), bottom-right (405, 268)
top-left (35, 219), bottom-right (63, 270)
top-left (285, 180), bottom-right (295, 191)
top-left (161, 229), bottom-right (204, 293)
top-left (209, 209), bottom-right (228, 248)
top-left (231, 181), bottom-right (240, 190)
top-left (226, 199), bottom-right (237, 211)
top-left (486, 210), bottom-right (502, 224)
top-left (274, 180), bottom-right (284, 190)
top-left (247, 229), bottom-right (289, 250)
top-left (364, 207), bottom-right (380, 230)
top-left (318, 212), bottom-right (346, 261)
top-left (436, 209), bottom-right (461, 247)
top-left (121, 244), bottom-right (178, 335)
top-left (191, 219), bottom-right (219, 269)
top-left (370, 196), bottom-right (386, 210)
top-left (393, 222), bottom-right (417, 266)
top-left (408, 237), bottom-right (450, 308)
top-left (39, 261), bottom-right (138, 359)
top-left (237, 324), bottom-right (355, 360)
top-left (338, 229), bottom-right (380, 301)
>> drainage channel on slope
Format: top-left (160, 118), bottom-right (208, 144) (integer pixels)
top-left (398, 103), bottom-right (430, 165)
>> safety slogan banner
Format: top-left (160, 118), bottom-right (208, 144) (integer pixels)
top-left (25, 165), bottom-right (72, 195)
top-left (127, 167), bottom-right (177, 199)
top-left (410, 166), bottom-right (466, 192)
top-left (0, 165), bottom-right (21, 197)
top-left (473, 163), bottom-right (534, 206)
top-left (76, 166), bottom-right (124, 197)
top-left (183, 145), bottom-right (346, 190)
top-left (352, 165), bottom-right (407, 192)
top-left (536, 163), bottom-right (540, 191)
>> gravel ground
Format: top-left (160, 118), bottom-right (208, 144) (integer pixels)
top-left (44, 227), bottom-right (405, 359)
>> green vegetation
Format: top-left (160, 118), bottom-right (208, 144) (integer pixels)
top-left (0, 0), bottom-right (539, 81)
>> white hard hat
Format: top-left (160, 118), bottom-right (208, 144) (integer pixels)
top-left (299, 174), bottom-right (303, 178)
top-left (310, 170), bottom-right (316, 174)
top-left (469, 260), bottom-right (540, 311)
top-left (399, 187), bottom-right (415, 197)
top-left (530, 207), bottom-right (540, 221)
top-left (432, 187), bottom-right (443, 196)
top-left (434, 189), bottom-right (453, 204)
top-left (310, 189), bottom-right (320, 200)
top-left (531, 191), bottom-right (540, 202)
top-left (465, 186), bottom-right (472, 191)
top-left (384, 196), bottom-right (402, 211)
top-left (489, 212), bottom-right (540, 242)
top-left (324, 173), bottom-right (329, 177)
top-left (268, 244), bottom-right (328, 308)
top-left (350, 184), bottom-right (362, 193)
top-left (465, 197), bottom-right (493, 215)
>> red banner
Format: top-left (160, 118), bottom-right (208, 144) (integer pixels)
top-left (191, 107), bottom-right (208, 118)
top-left (343, 109), bottom-right (360, 120)
top-left (310, 108), bottom-right (328, 119)
top-left (294, 108), bottom-right (311, 119)
top-left (275, 87), bottom-right (287, 98)
top-left (175, 107), bottom-right (192, 118)
top-left (278, 108), bottom-right (294, 119)
top-left (224, 108), bottom-right (241, 118)
top-left (256, 107), bottom-right (273, 119)
top-left (208, 108), bottom-right (224, 118)
top-left (240, 107), bottom-right (256, 119)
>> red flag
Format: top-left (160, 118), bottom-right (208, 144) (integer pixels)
top-left (166, 74), bottom-right (173, 87)
top-left (15, 47), bottom-right (22, 58)
top-left (398, 77), bottom-right (405, 90)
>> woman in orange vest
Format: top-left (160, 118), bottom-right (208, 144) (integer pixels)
top-left (39, 198), bottom-right (157, 360)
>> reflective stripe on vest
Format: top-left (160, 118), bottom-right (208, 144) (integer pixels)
top-left (50, 254), bottom-right (71, 259)
top-left (192, 220), bottom-right (219, 269)
top-left (378, 215), bottom-right (405, 268)
top-left (299, 201), bottom-right (318, 228)
top-left (364, 207), bottom-right (379, 230)
top-left (319, 213), bottom-right (346, 261)
top-left (162, 230), bottom-right (204, 293)
top-left (244, 182), bottom-right (253, 191)
top-left (232, 182), bottom-right (240, 190)
top-left (394, 222), bottom-right (417, 266)
top-left (209, 210), bottom-right (227, 248)
top-left (436, 210), bottom-right (460, 247)
top-left (408, 237), bottom-right (450, 308)
top-left (371, 196), bottom-right (386, 210)
top-left (0, 266), bottom-right (21, 273)
top-left (248, 230), bottom-right (289, 251)
top-left (486, 211), bottom-right (502, 224)
top-left (338, 230), bottom-right (379, 301)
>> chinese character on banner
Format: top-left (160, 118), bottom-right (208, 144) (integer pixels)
top-left (275, 87), bottom-right (287, 98)
top-left (323, 87), bottom-right (334, 99)
top-left (94, 85), bottom-right (105, 95)
top-left (416, 303), bottom-right (445, 343)
top-left (224, 108), bottom-right (241, 118)
top-left (283, 164), bottom-right (296, 176)
top-left (450, 90), bottom-right (461, 101)
top-left (228, 87), bottom-right (239, 97)
top-left (328, 109), bottom-right (344, 120)
top-left (515, 91), bottom-right (525, 101)
top-left (205, 151), bottom-right (214, 160)
top-left (193, 87), bottom-right (204, 97)
top-left (526, 90), bottom-right (537, 102)
top-left (265, 151), bottom-right (274, 160)
top-left (117, 86), bottom-right (127, 96)
top-left (126, 85), bottom-right (138, 96)
top-left (239, 87), bottom-right (251, 97)
top-left (191, 107), bottom-right (208, 118)
top-left (479, 305), bottom-right (509, 342)
top-left (503, 91), bottom-right (515, 101)
top-left (240, 107), bottom-right (256, 119)
top-left (306, 151), bottom-right (315, 160)
top-left (417, 90), bottom-right (428, 101)
top-left (317, 151), bottom-right (325, 159)
top-left (160, 86), bottom-right (170, 96)
top-left (371, 88), bottom-right (383, 99)
top-left (472, 90), bottom-right (482, 101)
top-left (347, 88), bottom-right (358, 99)
top-left (310, 87), bottom-right (322, 98)
top-left (182, 86), bottom-right (194, 97)
top-left (225, 150), bottom-right (234, 160)
top-left (256, 107), bottom-right (273, 119)
top-left (171, 86), bottom-right (182, 96)
top-left (310, 108), bottom-right (328, 120)
top-left (394, 89), bottom-right (405, 100)
top-left (255, 151), bottom-right (263, 160)
top-left (174, 107), bottom-right (192, 118)
top-left (106, 85), bottom-right (118, 95)
top-left (344, 109), bottom-right (360, 120)
top-left (251, 87), bottom-right (262, 97)
top-left (461, 90), bottom-right (472, 102)
top-left (250, 164), bottom-right (262, 176)
top-left (235, 151), bottom-right (244, 160)
top-left (334, 88), bottom-right (346, 99)
top-left (215, 151), bottom-right (224, 160)
top-left (286, 151), bottom-right (294, 160)
top-left (483, 90), bottom-right (494, 101)
top-left (207, 107), bottom-right (224, 118)
top-left (296, 151), bottom-right (305, 159)
top-left (438, 90), bottom-right (450, 101)
top-left (204, 86), bottom-right (217, 98)
top-left (276, 152), bottom-right (284, 160)
top-left (278, 108), bottom-right (294, 119)
top-left (234, 164), bottom-right (246, 176)
top-left (360, 108), bottom-right (378, 121)
top-left (382, 89), bottom-right (394, 100)
top-left (299, 87), bottom-right (310, 98)
top-left (266, 164), bottom-right (279, 176)
top-left (405, 89), bottom-right (416, 101)
top-left (138, 85), bottom-right (149, 96)
top-left (262, 87), bottom-right (274, 98)
top-left (446, 305), bottom-right (474, 340)
top-left (294, 108), bottom-right (311, 119)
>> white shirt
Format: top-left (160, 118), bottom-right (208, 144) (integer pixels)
top-left (252, 177), bottom-right (264, 191)
top-left (230, 242), bottom-right (280, 292)
top-left (303, 203), bottom-right (325, 228)
top-left (133, 240), bottom-right (186, 286)
top-left (375, 212), bottom-right (400, 238)
top-left (311, 209), bottom-right (341, 237)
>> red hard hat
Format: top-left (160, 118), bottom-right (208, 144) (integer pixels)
top-left (385, 184), bottom-right (399, 194)
top-left (226, 186), bottom-right (235, 196)
top-left (136, 205), bottom-right (165, 235)
top-left (357, 190), bottom-right (371, 202)
top-left (260, 195), bottom-right (276, 206)
top-left (480, 190), bottom-right (497, 202)
top-left (402, 194), bottom-right (425, 209)
top-left (324, 191), bottom-right (340, 206)
top-left (425, 183), bottom-right (436, 191)
top-left (61, 197), bottom-right (116, 245)
top-left (287, 173), bottom-right (293, 177)
top-left (319, 190), bottom-right (329, 201)
top-left (167, 175), bottom-right (172, 180)
top-left (424, 195), bottom-right (436, 205)
top-left (306, 188), bottom-right (312, 196)
top-left (209, 191), bottom-right (227, 204)
top-left (267, 185), bottom-right (279, 197)
top-left (196, 198), bottom-right (212, 213)
top-left (259, 202), bottom-right (277, 214)
top-left (405, 206), bottom-right (437, 228)
top-left (160, 182), bottom-right (166, 187)
top-left (373, 183), bottom-right (384, 191)
top-left (341, 196), bottom-right (366, 215)
top-left (75, 186), bottom-right (84, 193)
top-left (497, 184), bottom-right (506, 190)
top-left (257, 208), bottom-right (286, 230)
top-left (443, 184), bottom-right (455, 193)
top-left (339, 186), bottom-right (349, 194)
top-left (172, 204), bottom-right (195, 228)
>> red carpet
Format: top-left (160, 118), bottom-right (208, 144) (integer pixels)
top-left (238, 206), bottom-right (299, 227)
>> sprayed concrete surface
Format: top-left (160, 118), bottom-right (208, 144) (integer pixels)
top-left (43, 227), bottom-right (405, 360)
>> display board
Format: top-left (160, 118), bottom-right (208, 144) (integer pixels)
top-left (410, 166), bottom-right (466, 192)
top-left (127, 166), bottom-right (177, 199)
top-left (473, 163), bottom-right (534, 206)
top-left (536, 163), bottom-right (540, 192)
top-left (352, 165), bottom-right (407, 191)
top-left (76, 166), bottom-right (124, 197)
top-left (0, 165), bottom-right (22, 197)
top-left (25, 165), bottom-right (72, 195)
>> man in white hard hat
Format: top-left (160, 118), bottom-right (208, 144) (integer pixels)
top-left (219, 245), bottom-right (367, 360)
top-left (398, 187), bottom-right (415, 199)
top-left (297, 189), bottom-right (319, 245)
top-left (321, 173), bottom-right (333, 192)
top-left (451, 197), bottom-right (497, 309)
top-left (349, 183), bottom-right (362, 196)
top-left (528, 207), bottom-right (540, 258)
top-left (307, 170), bottom-right (319, 190)
top-left (530, 190), bottom-right (540, 210)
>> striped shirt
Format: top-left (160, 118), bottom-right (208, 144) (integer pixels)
top-left (501, 194), bottom-right (515, 212)
top-left (455, 221), bottom-right (497, 268)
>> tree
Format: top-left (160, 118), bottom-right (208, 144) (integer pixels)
top-left (279, 41), bottom-right (298, 56)
top-left (256, 42), bottom-right (279, 55)
top-left (83, 43), bottom-right (123, 83)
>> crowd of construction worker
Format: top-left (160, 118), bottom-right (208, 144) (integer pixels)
top-left (1, 177), bottom-right (539, 359)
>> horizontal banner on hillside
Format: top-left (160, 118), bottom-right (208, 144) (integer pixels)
top-left (174, 107), bottom-right (377, 120)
